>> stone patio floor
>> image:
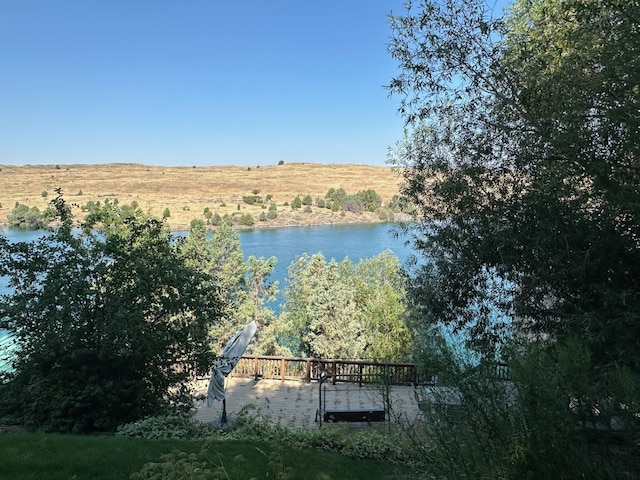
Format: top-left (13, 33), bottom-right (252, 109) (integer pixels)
top-left (194, 376), bottom-right (424, 429)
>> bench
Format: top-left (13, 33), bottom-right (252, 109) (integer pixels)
top-left (323, 408), bottom-right (386, 423)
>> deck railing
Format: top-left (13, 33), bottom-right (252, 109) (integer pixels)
top-left (232, 355), bottom-right (419, 386)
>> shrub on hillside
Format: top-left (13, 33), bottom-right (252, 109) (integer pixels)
top-left (7, 202), bottom-right (49, 230)
top-left (239, 213), bottom-right (254, 226)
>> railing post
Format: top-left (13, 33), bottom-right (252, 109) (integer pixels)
top-left (305, 359), bottom-right (311, 383)
top-left (332, 361), bottom-right (337, 385)
top-left (281, 357), bottom-right (286, 381)
top-left (254, 356), bottom-right (259, 380)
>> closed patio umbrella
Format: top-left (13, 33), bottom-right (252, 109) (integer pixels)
top-left (206, 321), bottom-right (257, 422)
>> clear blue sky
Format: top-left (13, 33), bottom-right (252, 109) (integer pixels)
top-left (0, 1), bottom-right (410, 167)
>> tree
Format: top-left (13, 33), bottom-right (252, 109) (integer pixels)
top-left (387, 0), bottom-right (640, 371)
top-left (183, 221), bottom-right (278, 354)
top-left (237, 256), bottom-right (279, 352)
top-left (277, 254), bottom-right (365, 359)
top-left (0, 195), bottom-right (220, 433)
top-left (272, 252), bottom-right (410, 360)
top-left (352, 251), bottom-right (412, 361)
top-left (206, 222), bottom-right (247, 351)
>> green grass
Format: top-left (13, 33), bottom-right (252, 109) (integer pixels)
top-left (0, 432), bottom-right (413, 480)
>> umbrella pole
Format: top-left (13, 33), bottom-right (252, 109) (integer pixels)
top-left (221, 398), bottom-right (227, 424)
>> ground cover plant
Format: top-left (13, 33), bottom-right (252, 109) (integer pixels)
top-left (0, 432), bottom-right (414, 480)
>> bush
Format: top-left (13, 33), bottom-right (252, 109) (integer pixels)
top-left (0, 197), bottom-right (219, 433)
top-left (210, 213), bottom-right (222, 226)
top-left (403, 338), bottom-right (640, 479)
top-left (342, 198), bottom-right (363, 214)
top-left (238, 213), bottom-right (254, 226)
top-left (117, 415), bottom-right (213, 440)
top-left (6, 202), bottom-right (48, 229)
top-left (242, 195), bottom-right (261, 205)
top-left (267, 204), bottom-right (277, 219)
top-left (215, 405), bottom-right (416, 466)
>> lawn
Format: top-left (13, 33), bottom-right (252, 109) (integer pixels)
top-left (0, 432), bottom-right (413, 480)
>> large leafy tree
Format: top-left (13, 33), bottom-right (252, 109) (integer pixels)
top-left (387, 0), bottom-right (640, 370)
top-left (0, 196), bottom-right (220, 433)
top-left (273, 252), bottom-right (411, 360)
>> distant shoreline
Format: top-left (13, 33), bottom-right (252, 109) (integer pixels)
top-left (0, 162), bottom-right (404, 231)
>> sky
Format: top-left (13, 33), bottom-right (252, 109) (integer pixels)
top-left (0, 1), bottom-right (411, 167)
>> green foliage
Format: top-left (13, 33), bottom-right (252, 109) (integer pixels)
top-left (217, 404), bottom-right (416, 466)
top-left (6, 202), bottom-right (49, 229)
top-left (301, 194), bottom-right (312, 206)
top-left (405, 339), bottom-right (640, 479)
top-left (242, 195), bottom-right (261, 205)
top-left (387, 0), bottom-right (640, 370)
top-left (322, 188), bottom-right (381, 214)
top-left (130, 448), bottom-right (218, 480)
top-left (269, 252), bottom-right (410, 360)
top-left (278, 160), bottom-right (284, 165)
top-left (351, 189), bottom-right (381, 212)
top-left (0, 428), bottom-right (415, 480)
top-left (266, 203), bottom-right (277, 219)
top-left (290, 196), bottom-right (302, 209)
top-left (0, 195), bottom-right (220, 433)
top-left (325, 187), bottom-right (347, 206)
top-left (180, 221), bottom-right (278, 354)
top-left (210, 212), bottom-right (222, 226)
top-left (162, 207), bottom-right (170, 218)
top-left (41, 190), bottom-right (47, 197)
top-left (117, 415), bottom-right (213, 440)
top-left (81, 199), bottom-right (98, 212)
top-left (259, 211), bottom-right (267, 222)
top-left (238, 213), bottom-right (254, 226)
top-left (387, 194), bottom-right (412, 214)
top-left (316, 198), bottom-right (326, 208)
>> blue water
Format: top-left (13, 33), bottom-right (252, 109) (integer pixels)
top-left (0, 223), bottom-right (416, 296)
top-left (236, 223), bottom-right (415, 303)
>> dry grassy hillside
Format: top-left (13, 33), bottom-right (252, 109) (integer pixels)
top-left (0, 162), bottom-right (404, 230)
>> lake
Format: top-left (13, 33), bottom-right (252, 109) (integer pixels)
top-left (0, 222), bottom-right (417, 298)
